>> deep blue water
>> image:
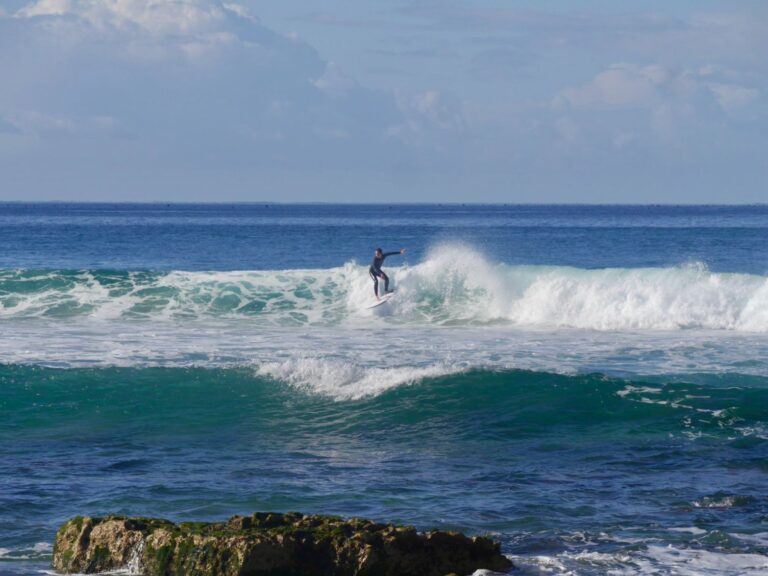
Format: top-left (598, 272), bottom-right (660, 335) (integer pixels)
top-left (1, 203), bottom-right (767, 272)
top-left (1, 204), bottom-right (767, 575)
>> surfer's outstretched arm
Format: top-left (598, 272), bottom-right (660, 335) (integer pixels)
top-left (382, 248), bottom-right (407, 260)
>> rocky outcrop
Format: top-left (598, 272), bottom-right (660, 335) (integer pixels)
top-left (52, 512), bottom-right (513, 576)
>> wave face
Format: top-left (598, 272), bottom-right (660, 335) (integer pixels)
top-left (3, 366), bottom-right (766, 437)
top-left (2, 245), bottom-right (768, 330)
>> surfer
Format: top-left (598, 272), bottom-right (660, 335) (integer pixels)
top-left (370, 247), bottom-right (406, 300)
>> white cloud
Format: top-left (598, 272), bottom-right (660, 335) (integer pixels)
top-left (16, 0), bottom-right (231, 35)
top-left (558, 63), bottom-right (759, 118)
top-left (0, 109), bottom-right (123, 138)
top-left (542, 61), bottom-right (763, 156)
top-left (10, 0), bottom-right (273, 67)
top-left (410, 91), bottom-right (454, 128)
top-left (311, 62), bottom-right (355, 98)
top-left (708, 83), bottom-right (759, 114)
top-left (16, 0), bottom-right (72, 18)
top-left (559, 64), bottom-right (679, 110)
top-left (221, 3), bottom-right (255, 22)
top-left (388, 90), bottom-right (463, 139)
top-left (0, 0), bottom-right (433, 199)
top-left (384, 90), bottom-right (460, 153)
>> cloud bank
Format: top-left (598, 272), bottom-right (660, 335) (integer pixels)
top-left (0, 0), bottom-right (766, 201)
top-left (1, 0), bottom-right (448, 199)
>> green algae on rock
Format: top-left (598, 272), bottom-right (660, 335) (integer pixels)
top-left (52, 512), bottom-right (513, 575)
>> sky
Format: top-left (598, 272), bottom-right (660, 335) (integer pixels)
top-left (0, 0), bottom-right (766, 202)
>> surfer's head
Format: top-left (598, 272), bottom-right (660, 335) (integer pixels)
top-left (375, 248), bottom-right (382, 256)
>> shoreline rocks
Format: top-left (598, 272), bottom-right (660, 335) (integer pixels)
top-left (53, 512), bottom-right (513, 576)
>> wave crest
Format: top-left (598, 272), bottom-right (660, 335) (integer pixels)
top-left (255, 357), bottom-right (463, 400)
top-left (2, 246), bottom-right (768, 331)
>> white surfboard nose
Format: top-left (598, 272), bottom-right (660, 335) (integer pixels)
top-left (366, 293), bottom-right (394, 309)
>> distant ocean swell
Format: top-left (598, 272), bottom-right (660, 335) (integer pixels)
top-left (3, 365), bottom-right (767, 441)
top-left (2, 246), bottom-right (768, 330)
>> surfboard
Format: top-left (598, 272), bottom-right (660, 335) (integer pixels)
top-left (366, 292), bottom-right (394, 309)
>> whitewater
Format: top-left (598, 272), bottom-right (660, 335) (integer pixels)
top-left (3, 245), bottom-right (768, 330)
top-left (3, 245), bottom-right (768, 402)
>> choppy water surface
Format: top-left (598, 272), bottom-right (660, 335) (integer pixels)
top-left (1, 204), bottom-right (767, 575)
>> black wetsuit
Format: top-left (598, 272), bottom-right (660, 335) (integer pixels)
top-left (369, 251), bottom-right (399, 297)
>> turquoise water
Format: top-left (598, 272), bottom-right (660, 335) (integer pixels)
top-left (1, 204), bottom-right (767, 575)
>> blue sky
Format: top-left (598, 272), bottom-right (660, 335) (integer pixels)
top-left (0, 0), bottom-right (765, 202)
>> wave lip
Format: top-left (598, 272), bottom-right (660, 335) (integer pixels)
top-left (385, 246), bottom-right (768, 330)
top-left (254, 357), bottom-right (466, 400)
top-left (1, 246), bottom-right (768, 331)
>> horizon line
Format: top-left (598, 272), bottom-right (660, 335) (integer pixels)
top-left (0, 201), bottom-right (766, 207)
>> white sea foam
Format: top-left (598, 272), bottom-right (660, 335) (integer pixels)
top-left (255, 357), bottom-right (464, 400)
top-left (2, 245), bottom-right (768, 331)
top-left (692, 494), bottom-right (750, 509)
top-left (509, 545), bottom-right (768, 575)
top-left (2, 317), bottom-right (768, 399)
top-left (641, 545), bottom-right (768, 575)
top-left (0, 542), bottom-right (52, 560)
top-left (668, 527), bottom-right (708, 535)
top-left (733, 532), bottom-right (768, 546)
top-left (396, 246), bottom-right (768, 331)
top-left (616, 385), bottom-right (663, 398)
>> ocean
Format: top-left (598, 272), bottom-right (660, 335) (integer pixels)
top-left (1, 203), bottom-right (767, 575)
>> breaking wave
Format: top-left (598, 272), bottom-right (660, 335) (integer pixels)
top-left (2, 245), bottom-right (768, 331)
